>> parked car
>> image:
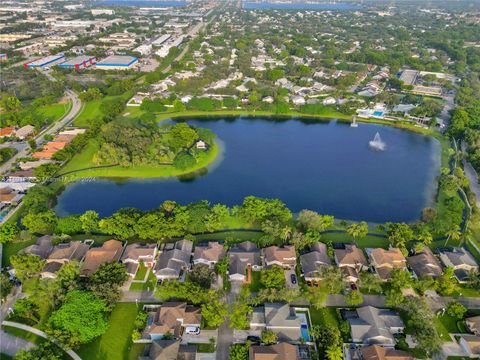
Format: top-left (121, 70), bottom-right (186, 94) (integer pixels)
top-left (290, 274), bottom-right (297, 284)
top-left (247, 336), bottom-right (261, 343)
top-left (185, 326), bottom-right (200, 335)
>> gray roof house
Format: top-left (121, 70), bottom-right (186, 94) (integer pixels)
top-left (407, 247), bottom-right (442, 279)
top-left (250, 303), bottom-right (303, 342)
top-left (22, 235), bottom-right (53, 259)
top-left (153, 240), bottom-right (193, 280)
top-left (349, 306), bottom-right (405, 346)
top-left (300, 242), bottom-right (331, 283)
top-left (438, 248), bottom-right (478, 282)
top-left (41, 241), bottom-right (90, 278)
top-left (121, 243), bottom-right (158, 277)
top-left (228, 241), bottom-right (262, 282)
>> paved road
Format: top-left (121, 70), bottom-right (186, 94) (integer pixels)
top-left (120, 290), bottom-right (160, 303)
top-left (0, 330), bottom-right (35, 356)
top-left (1, 320), bottom-right (81, 360)
top-left (0, 89), bottom-right (81, 175)
top-left (216, 291), bottom-right (235, 360)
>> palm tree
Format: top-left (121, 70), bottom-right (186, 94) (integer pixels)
top-left (445, 226), bottom-right (461, 246)
top-left (326, 345), bottom-right (343, 360)
top-left (282, 226), bottom-right (292, 243)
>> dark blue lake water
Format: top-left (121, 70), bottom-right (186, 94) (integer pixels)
top-left (94, 0), bottom-right (187, 7)
top-left (242, 2), bottom-right (361, 10)
top-left (55, 118), bottom-right (441, 223)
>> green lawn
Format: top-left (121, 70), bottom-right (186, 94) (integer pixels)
top-left (72, 99), bottom-right (102, 127)
top-left (129, 269), bottom-right (157, 292)
top-left (2, 239), bottom-right (36, 266)
top-left (133, 262), bottom-right (147, 281)
top-left (193, 231), bottom-right (263, 243)
top-left (436, 313), bottom-right (468, 334)
top-left (309, 307), bottom-right (340, 328)
top-left (38, 102), bottom-right (70, 123)
top-left (249, 271), bottom-right (262, 292)
top-left (434, 315), bottom-right (453, 341)
top-left (0, 354), bottom-right (14, 360)
top-left (76, 303), bottom-right (140, 360)
top-left (320, 232), bottom-right (390, 249)
top-left (58, 139), bottom-right (219, 182)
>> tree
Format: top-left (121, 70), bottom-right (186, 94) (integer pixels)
top-left (326, 345), bottom-right (343, 360)
top-left (436, 267), bottom-right (457, 295)
top-left (0, 222), bottom-right (19, 243)
top-left (386, 222), bottom-right (413, 250)
top-left (1, 96), bottom-right (21, 111)
top-left (260, 266), bottom-right (285, 289)
top-left (87, 262), bottom-right (128, 309)
top-left (80, 210), bottom-right (99, 234)
top-left (13, 298), bottom-right (39, 322)
top-left (346, 222), bottom-right (368, 240)
top-left (10, 253), bottom-right (45, 282)
top-left (359, 271), bottom-right (383, 294)
top-left (229, 286), bottom-right (252, 330)
top-left (390, 268), bottom-right (412, 290)
top-left (22, 210), bottom-right (57, 234)
top-left (55, 215), bottom-right (83, 235)
top-left (47, 290), bottom-right (108, 348)
top-left (310, 325), bottom-right (341, 358)
top-left (345, 290), bottom-right (363, 306)
top-left (239, 196), bottom-right (292, 225)
top-left (384, 289), bottom-right (404, 307)
top-left (229, 343), bottom-right (249, 360)
top-left (445, 226), bottom-right (461, 246)
top-left (446, 301), bottom-right (467, 319)
top-left (201, 298), bottom-right (228, 328)
top-left (297, 210), bottom-right (334, 232)
top-left (167, 122), bottom-right (198, 151)
top-left (317, 266), bottom-right (345, 294)
top-left (0, 272), bottom-right (12, 301)
top-left (261, 330), bottom-right (277, 345)
top-left (15, 342), bottom-right (63, 360)
top-left (415, 225), bottom-right (433, 245)
top-left (190, 264), bottom-right (214, 289)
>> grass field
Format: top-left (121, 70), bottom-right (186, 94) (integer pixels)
top-left (436, 313), bottom-right (467, 335)
top-left (38, 102), bottom-right (71, 123)
top-left (309, 307), bottom-right (340, 328)
top-left (2, 238), bottom-right (36, 267)
top-left (320, 232), bottom-right (390, 249)
top-left (129, 269), bottom-right (157, 292)
top-left (76, 303), bottom-right (140, 360)
top-left (58, 139), bottom-right (219, 182)
top-left (72, 100), bottom-right (102, 127)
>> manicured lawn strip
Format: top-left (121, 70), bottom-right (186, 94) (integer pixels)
top-left (193, 231), bottom-right (263, 243)
top-left (309, 307), bottom-right (340, 328)
top-left (133, 262), bottom-right (147, 280)
top-left (436, 313), bottom-right (467, 333)
top-left (434, 315), bottom-right (452, 341)
top-left (58, 140), bottom-right (219, 182)
top-left (320, 232), bottom-right (390, 249)
top-left (76, 303), bottom-right (139, 360)
top-left (193, 342), bottom-right (216, 353)
top-left (127, 344), bottom-right (146, 360)
top-left (249, 271), bottom-right (262, 292)
top-left (38, 102), bottom-right (70, 123)
top-left (129, 270), bottom-right (157, 292)
top-left (2, 239), bottom-right (36, 267)
top-left (72, 99), bottom-right (102, 127)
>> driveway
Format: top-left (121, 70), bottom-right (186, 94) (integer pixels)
top-left (284, 269), bottom-right (299, 289)
top-left (233, 329), bottom-right (262, 343)
top-left (182, 330), bottom-right (218, 344)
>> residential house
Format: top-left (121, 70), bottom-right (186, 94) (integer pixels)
top-left (32, 141), bottom-right (67, 159)
top-left (153, 240), bottom-right (193, 281)
top-left (146, 302), bottom-right (201, 340)
top-left (349, 306), bottom-right (405, 346)
top-left (143, 339), bottom-right (196, 360)
top-left (228, 241), bottom-right (262, 282)
top-left (250, 303), bottom-right (302, 342)
top-left (438, 248), bottom-right (478, 282)
top-left (466, 316), bottom-right (480, 336)
top-left (367, 247), bottom-right (407, 281)
top-left (80, 240), bottom-right (124, 276)
top-left (121, 243), bottom-right (158, 277)
top-left (263, 245), bottom-right (296, 269)
top-left (249, 342), bottom-right (300, 360)
top-left (192, 242), bottom-right (225, 268)
top-left (407, 247), bottom-right (442, 278)
top-left (41, 241), bottom-right (90, 278)
top-left (300, 242), bottom-right (331, 284)
top-left (458, 334), bottom-right (480, 356)
top-left (334, 244), bottom-right (368, 282)
top-left (22, 235), bottom-right (53, 259)
top-left (14, 125), bottom-right (35, 139)
top-left (0, 187), bottom-right (24, 205)
top-left (0, 126), bottom-right (15, 138)
top-left (358, 345), bottom-right (412, 360)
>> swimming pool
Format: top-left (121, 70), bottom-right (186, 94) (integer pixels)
top-left (297, 312), bottom-right (311, 342)
top-left (373, 111), bottom-right (384, 117)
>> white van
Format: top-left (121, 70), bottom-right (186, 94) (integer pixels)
top-left (184, 326), bottom-right (200, 335)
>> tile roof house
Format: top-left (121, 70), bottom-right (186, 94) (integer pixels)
top-left (143, 339), bottom-right (196, 360)
top-left (121, 243), bottom-right (158, 276)
top-left (228, 241), bottom-right (262, 282)
top-left (249, 342), bottom-right (300, 360)
top-left (41, 241), bottom-right (90, 278)
top-left (146, 302), bottom-right (202, 340)
top-left (458, 334), bottom-right (480, 356)
top-left (0, 126), bottom-right (15, 138)
top-left (80, 240), bottom-right (124, 276)
top-left (367, 247), bottom-right (407, 280)
top-left (466, 316), bottom-right (480, 336)
top-left (154, 240), bottom-right (193, 280)
top-left (32, 141), bottom-right (67, 159)
top-left (263, 245), bottom-right (297, 269)
top-left (300, 242), bottom-right (331, 283)
top-left (14, 125), bottom-right (35, 140)
top-left (250, 303), bottom-right (302, 342)
top-left (359, 345), bottom-right (413, 360)
top-left (438, 248), bottom-right (478, 282)
top-left (192, 242), bottom-right (225, 268)
top-left (22, 235), bottom-right (53, 259)
top-left (407, 247), bottom-right (442, 279)
top-left (334, 244), bottom-right (368, 282)
top-left (349, 306), bottom-right (405, 346)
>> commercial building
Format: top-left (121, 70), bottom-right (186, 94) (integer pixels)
top-left (57, 55), bottom-right (96, 69)
top-left (96, 55), bottom-right (138, 70)
top-left (24, 54), bottom-right (65, 68)
top-left (92, 9), bottom-right (115, 15)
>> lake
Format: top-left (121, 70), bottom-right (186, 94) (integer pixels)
top-left (242, 2), bottom-right (361, 10)
top-left (55, 117), bottom-right (441, 223)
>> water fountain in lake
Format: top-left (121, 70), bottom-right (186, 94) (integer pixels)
top-left (369, 132), bottom-right (386, 151)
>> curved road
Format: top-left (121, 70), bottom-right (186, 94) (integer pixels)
top-left (0, 89), bottom-right (82, 176)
